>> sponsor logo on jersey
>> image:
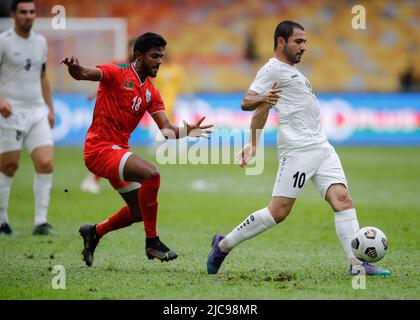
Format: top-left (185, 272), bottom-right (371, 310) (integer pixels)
top-left (291, 74), bottom-right (298, 78)
top-left (112, 145), bottom-right (122, 150)
top-left (146, 89), bottom-right (151, 104)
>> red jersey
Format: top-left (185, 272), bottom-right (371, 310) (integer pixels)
top-left (85, 63), bottom-right (165, 149)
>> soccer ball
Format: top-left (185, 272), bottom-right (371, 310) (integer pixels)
top-left (351, 226), bottom-right (389, 263)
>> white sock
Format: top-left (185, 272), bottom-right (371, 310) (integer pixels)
top-left (219, 207), bottom-right (277, 253)
top-left (33, 173), bottom-right (52, 226)
top-left (334, 208), bottom-right (360, 265)
top-left (0, 172), bottom-right (12, 224)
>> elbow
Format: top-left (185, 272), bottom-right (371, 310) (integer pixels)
top-left (241, 104), bottom-right (254, 112)
top-left (241, 98), bottom-right (255, 111)
top-left (241, 101), bottom-right (250, 111)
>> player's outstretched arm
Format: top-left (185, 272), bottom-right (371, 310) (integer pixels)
top-left (151, 111), bottom-right (213, 140)
top-left (241, 82), bottom-right (281, 111)
top-left (60, 56), bottom-right (102, 81)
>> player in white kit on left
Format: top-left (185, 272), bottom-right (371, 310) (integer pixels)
top-left (0, 0), bottom-right (55, 235)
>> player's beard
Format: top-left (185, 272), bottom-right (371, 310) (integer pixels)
top-left (138, 62), bottom-right (154, 78)
top-left (283, 46), bottom-right (302, 64)
top-left (148, 64), bottom-right (160, 78)
top-left (18, 19), bottom-right (33, 33)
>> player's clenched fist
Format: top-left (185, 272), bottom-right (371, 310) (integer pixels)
top-left (0, 96), bottom-right (12, 118)
top-left (262, 82), bottom-right (281, 106)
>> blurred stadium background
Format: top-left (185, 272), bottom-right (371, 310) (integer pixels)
top-left (1, 0), bottom-right (419, 147)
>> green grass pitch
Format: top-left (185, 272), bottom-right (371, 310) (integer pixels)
top-left (0, 146), bottom-right (419, 299)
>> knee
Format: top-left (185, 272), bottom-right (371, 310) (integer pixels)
top-left (1, 162), bottom-right (18, 177)
top-left (142, 168), bottom-right (160, 184)
top-left (35, 159), bottom-right (53, 173)
top-left (332, 190), bottom-right (353, 212)
top-left (268, 202), bottom-right (292, 223)
top-left (143, 168), bottom-right (160, 181)
top-left (271, 210), bottom-right (289, 223)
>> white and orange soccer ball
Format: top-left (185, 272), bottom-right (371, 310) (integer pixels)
top-left (351, 227), bottom-right (389, 263)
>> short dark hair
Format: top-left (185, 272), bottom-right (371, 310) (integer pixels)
top-left (274, 20), bottom-right (304, 49)
top-left (133, 32), bottom-right (167, 55)
top-left (11, 0), bottom-right (34, 12)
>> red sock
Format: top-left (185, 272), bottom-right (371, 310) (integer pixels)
top-left (95, 205), bottom-right (140, 237)
top-left (139, 175), bottom-right (160, 238)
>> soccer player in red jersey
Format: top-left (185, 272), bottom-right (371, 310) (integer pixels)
top-left (61, 33), bottom-right (213, 266)
top-left (80, 38), bottom-right (136, 194)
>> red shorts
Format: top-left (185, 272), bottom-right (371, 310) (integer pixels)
top-left (84, 141), bottom-right (140, 192)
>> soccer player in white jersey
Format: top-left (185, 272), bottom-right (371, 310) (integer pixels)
top-left (0, 0), bottom-right (54, 235)
top-left (207, 20), bottom-right (391, 276)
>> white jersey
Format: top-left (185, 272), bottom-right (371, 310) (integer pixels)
top-left (0, 28), bottom-right (47, 109)
top-left (249, 57), bottom-right (327, 152)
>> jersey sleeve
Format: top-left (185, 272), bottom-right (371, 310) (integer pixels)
top-left (249, 64), bottom-right (282, 94)
top-left (96, 64), bottom-right (121, 85)
top-left (147, 86), bottom-right (165, 114)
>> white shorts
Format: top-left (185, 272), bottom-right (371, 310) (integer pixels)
top-left (0, 109), bottom-right (53, 154)
top-left (272, 142), bottom-right (348, 199)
